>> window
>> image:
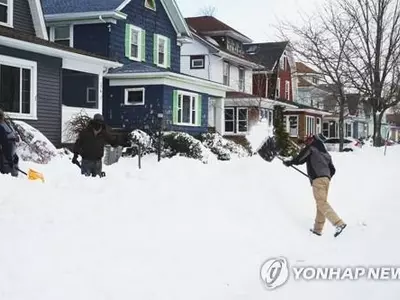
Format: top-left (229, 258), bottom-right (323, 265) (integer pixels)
top-left (125, 24), bottom-right (145, 61)
top-left (154, 34), bottom-right (170, 68)
top-left (0, 55), bottom-right (37, 119)
top-left (276, 78), bottom-right (281, 98)
top-left (323, 122), bottom-right (329, 137)
top-left (224, 108), bottom-right (234, 133)
top-left (268, 110), bottom-right (273, 126)
top-left (49, 25), bottom-right (73, 47)
top-left (0, 0), bottom-right (12, 27)
top-left (124, 88), bottom-right (145, 106)
top-left (224, 107), bottom-right (248, 134)
top-left (145, 0), bottom-right (156, 10)
top-left (284, 80), bottom-right (290, 100)
top-left (239, 68), bottom-right (245, 92)
top-left (173, 90), bottom-right (201, 126)
top-left (346, 123), bottom-right (352, 137)
top-left (286, 115), bottom-right (298, 137)
top-left (86, 87), bottom-right (97, 104)
top-left (316, 117), bottom-right (321, 134)
top-left (190, 55), bottom-right (205, 69)
top-left (306, 116), bottom-right (316, 136)
top-left (223, 61), bottom-right (230, 86)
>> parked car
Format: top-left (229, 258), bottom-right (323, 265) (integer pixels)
top-left (323, 137), bottom-right (363, 152)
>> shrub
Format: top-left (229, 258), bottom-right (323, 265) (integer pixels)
top-left (199, 133), bottom-right (250, 160)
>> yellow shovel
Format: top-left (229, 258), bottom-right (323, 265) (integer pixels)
top-left (18, 168), bottom-right (45, 183)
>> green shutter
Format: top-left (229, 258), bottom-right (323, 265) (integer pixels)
top-left (141, 29), bottom-right (146, 61)
top-left (166, 37), bottom-right (171, 68)
top-left (172, 90), bottom-right (178, 124)
top-left (125, 24), bottom-right (131, 58)
top-left (153, 34), bottom-right (158, 64)
top-left (196, 95), bottom-right (202, 126)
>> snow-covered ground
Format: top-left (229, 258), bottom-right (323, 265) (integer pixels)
top-left (0, 145), bottom-right (399, 299)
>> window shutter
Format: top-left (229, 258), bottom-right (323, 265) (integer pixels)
top-left (153, 34), bottom-right (158, 64)
top-left (172, 90), bottom-right (178, 124)
top-left (141, 29), bottom-right (146, 61)
top-left (196, 95), bottom-right (202, 126)
top-left (167, 38), bottom-right (171, 68)
top-left (125, 24), bottom-right (131, 58)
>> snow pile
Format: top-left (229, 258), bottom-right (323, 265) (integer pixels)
top-left (130, 129), bottom-right (152, 147)
top-left (246, 120), bottom-right (273, 152)
top-left (0, 147), bottom-right (399, 299)
top-left (162, 131), bottom-right (216, 164)
top-left (12, 121), bottom-right (61, 164)
top-left (200, 133), bottom-right (250, 160)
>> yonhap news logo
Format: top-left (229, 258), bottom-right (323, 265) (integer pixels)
top-left (260, 256), bottom-right (400, 290)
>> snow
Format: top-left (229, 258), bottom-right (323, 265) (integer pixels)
top-left (0, 142), bottom-right (399, 299)
top-left (246, 120), bottom-right (274, 152)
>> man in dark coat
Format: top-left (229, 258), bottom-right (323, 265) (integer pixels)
top-left (72, 114), bottom-right (121, 177)
top-left (0, 109), bottom-right (19, 177)
top-left (283, 134), bottom-right (347, 237)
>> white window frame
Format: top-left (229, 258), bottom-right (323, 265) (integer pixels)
top-left (284, 80), bottom-right (290, 100)
top-left (236, 107), bottom-right (248, 133)
top-left (276, 77), bottom-right (281, 98)
top-left (191, 57), bottom-right (204, 69)
top-left (176, 90), bottom-right (198, 126)
top-left (268, 110), bottom-right (273, 126)
top-left (316, 117), bottom-right (321, 134)
top-left (305, 116), bottom-right (316, 136)
top-left (286, 115), bottom-right (299, 137)
top-left (0, 55), bottom-right (37, 119)
top-left (156, 34), bottom-right (168, 68)
top-left (223, 61), bottom-right (230, 86)
top-left (124, 88), bottom-right (145, 106)
top-left (49, 25), bottom-right (74, 47)
top-left (239, 67), bottom-right (245, 92)
top-left (0, 0), bottom-right (13, 28)
top-left (224, 107), bottom-right (235, 134)
top-left (128, 25), bottom-right (143, 62)
top-left (86, 87), bottom-right (97, 104)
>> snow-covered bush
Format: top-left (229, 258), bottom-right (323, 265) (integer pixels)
top-left (199, 133), bottom-right (250, 160)
top-left (12, 120), bottom-right (60, 164)
top-left (162, 132), bottom-right (214, 164)
top-left (122, 129), bottom-right (156, 157)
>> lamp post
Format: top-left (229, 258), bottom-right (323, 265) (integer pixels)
top-left (157, 113), bottom-right (163, 162)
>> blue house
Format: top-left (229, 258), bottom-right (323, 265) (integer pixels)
top-left (42, 0), bottom-right (229, 135)
top-left (0, 0), bottom-right (121, 146)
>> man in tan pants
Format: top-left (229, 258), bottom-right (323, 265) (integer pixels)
top-left (283, 135), bottom-right (346, 237)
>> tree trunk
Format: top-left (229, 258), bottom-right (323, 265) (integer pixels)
top-left (338, 96), bottom-right (345, 152)
top-left (372, 109), bottom-right (383, 146)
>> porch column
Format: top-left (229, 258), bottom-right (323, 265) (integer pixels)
top-left (215, 97), bottom-right (225, 135)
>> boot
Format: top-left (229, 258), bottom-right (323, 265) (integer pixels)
top-left (310, 229), bottom-right (322, 236)
top-left (334, 223), bottom-right (347, 237)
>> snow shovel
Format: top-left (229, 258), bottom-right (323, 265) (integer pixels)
top-left (18, 168), bottom-right (45, 182)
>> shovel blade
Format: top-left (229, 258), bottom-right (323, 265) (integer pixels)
top-left (27, 169), bottom-right (45, 182)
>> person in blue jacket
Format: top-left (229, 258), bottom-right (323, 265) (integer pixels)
top-left (0, 109), bottom-right (19, 177)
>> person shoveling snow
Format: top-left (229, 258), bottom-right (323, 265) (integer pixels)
top-left (0, 109), bottom-right (19, 177)
top-left (72, 114), bottom-right (130, 178)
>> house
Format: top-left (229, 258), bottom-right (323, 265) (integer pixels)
top-left (244, 44), bottom-right (330, 141)
top-left (385, 114), bottom-right (400, 142)
top-left (0, 0), bottom-right (122, 146)
top-left (181, 16), bottom-right (294, 138)
top-left (42, 0), bottom-right (230, 137)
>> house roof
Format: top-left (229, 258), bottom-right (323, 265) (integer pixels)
top-left (42, 0), bottom-right (192, 38)
top-left (298, 77), bottom-right (313, 87)
top-left (296, 62), bottom-right (317, 74)
top-left (42, 0), bottom-right (124, 14)
top-left (185, 16), bottom-right (252, 43)
top-left (108, 61), bottom-right (166, 74)
top-left (0, 26), bottom-right (121, 66)
top-left (243, 41), bottom-right (288, 71)
top-left (226, 91), bottom-right (259, 99)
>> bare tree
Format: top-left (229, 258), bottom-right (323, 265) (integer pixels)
top-left (340, 0), bottom-right (400, 146)
top-left (200, 5), bottom-right (216, 17)
top-left (278, 1), bottom-right (355, 151)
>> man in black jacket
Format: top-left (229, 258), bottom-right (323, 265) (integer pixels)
top-left (0, 109), bottom-right (19, 177)
top-left (283, 134), bottom-right (347, 237)
top-left (72, 114), bottom-right (121, 177)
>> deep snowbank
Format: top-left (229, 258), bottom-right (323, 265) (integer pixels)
top-left (0, 146), bottom-right (399, 299)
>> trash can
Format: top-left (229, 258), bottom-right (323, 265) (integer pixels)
top-left (103, 145), bottom-right (123, 166)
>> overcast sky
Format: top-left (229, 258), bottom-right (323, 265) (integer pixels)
top-left (175, 0), bottom-right (325, 42)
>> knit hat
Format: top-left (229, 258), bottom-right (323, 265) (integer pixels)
top-left (93, 113), bottom-right (104, 122)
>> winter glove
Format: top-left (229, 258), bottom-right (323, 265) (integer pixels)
top-left (72, 153), bottom-right (79, 165)
top-left (283, 160), bottom-right (292, 167)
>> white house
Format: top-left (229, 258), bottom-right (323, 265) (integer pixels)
top-left (180, 16), bottom-right (274, 136)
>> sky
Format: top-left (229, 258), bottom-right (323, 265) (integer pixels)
top-left (175, 0), bottom-right (325, 42)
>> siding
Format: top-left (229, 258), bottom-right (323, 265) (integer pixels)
top-left (73, 24), bottom-right (110, 57)
top-left (0, 46), bottom-right (62, 146)
top-left (110, 0), bottom-right (180, 72)
top-left (106, 84), bottom-right (209, 134)
top-left (13, 0), bottom-right (35, 35)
